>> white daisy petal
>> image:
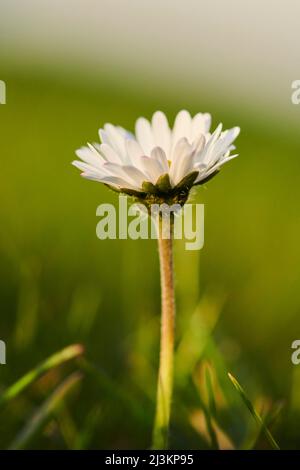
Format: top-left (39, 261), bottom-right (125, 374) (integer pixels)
top-left (195, 154), bottom-right (238, 183)
top-left (103, 124), bottom-right (127, 161)
top-left (220, 126), bottom-right (240, 147)
top-left (99, 143), bottom-right (122, 164)
top-left (72, 160), bottom-right (107, 176)
top-left (192, 113), bottom-right (211, 141)
top-left (101, 162), bottom-right (129, 179)
top-left (75, 146), bottom-right (105, 168)
top-left (169, 137), bottom-right (194, 185)
top-left (151, 147), bottom-right (169, 173)
top-left (99, 129), bottom-right (109, 145)
top-left (102, 162), bottom-right (147, 188)
top-left (100, 176), bottom-right (137, 189)
top-left (202, 113), bottom-right (212, 133)
top-left (121, 165), bottom-right (148, 188)
top-left (117, 126), bottom-right (134, 140)
top-left (171, 110), bottom-right (192, 154)
top-left (204, 127), bottom-right (240, 168)
top-left (213, 153), bottom-right (239, 169)
top-left (125, 139), bottom-right (144, 167)
top-left (139, 156), bottom-right (164, 184)
top-left (151, 111), bottom-right (171, 156)
top-left (74, 111), bottom-right (240, 193)
top-left (208, 123), bottom-right (223, 144)
top-left (80, 172), bottom-right (104, 182)
top-left (192, 134), bottom-right (206, 155)
top-left (197, 123), bottom-right (223, 166)
top-left (135, 117), bottom-right (154, 156)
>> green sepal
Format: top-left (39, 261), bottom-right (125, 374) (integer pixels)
top-left (155, 173), bottom-right (172, 193)
top-left (142, 181), bottom-right (158, 194)
top-left (194, 170), bottom-right (219, 186)
top-left (174, 171), bottom-right (199, 191)
top-left (120, 187), bottom-right (145, 197)
top-left (104, 183), bottom-right (121, 193)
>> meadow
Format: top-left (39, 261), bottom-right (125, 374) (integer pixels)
top-left (0, 66), bottom-right (300, 449)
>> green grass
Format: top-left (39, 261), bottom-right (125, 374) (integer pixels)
top-left (0, 344), bottom-right (83, 406)
top-left (0, 65), bottom-right (300, 448)
top-left (228, 372), bottom-right (280, 450)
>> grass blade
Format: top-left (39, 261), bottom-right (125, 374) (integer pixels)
top-left (228, 372), bottom-right (280, 450)
top-left (79, 358), bottom-right (150, 426)
top-left (73, 406), bottom-right (102, 449)
top-left (9, 372), bottom-right (82, 450)
top-left (0, 344), bottom-right (84, 406)
top-left (205, 364), bottom-right (217, 418)
top-left (203, 365), bottom-right (219, 449)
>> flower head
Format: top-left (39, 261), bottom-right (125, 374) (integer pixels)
top-left (73, 110), bottom-right (240, 206)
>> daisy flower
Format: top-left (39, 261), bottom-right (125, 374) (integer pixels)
top-left (72, 109), bottom-right (241, 449)
top-left (73, 110), bottom-right (240, 205)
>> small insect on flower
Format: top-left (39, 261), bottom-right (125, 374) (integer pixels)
top-left (72, 110), bottom-right (240, 207)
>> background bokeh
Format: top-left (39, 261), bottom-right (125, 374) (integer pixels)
top-left (0, 0), bottom-right (300, 450)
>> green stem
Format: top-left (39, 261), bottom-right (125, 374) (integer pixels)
top-left (152, 220), bottom-right (175, 449)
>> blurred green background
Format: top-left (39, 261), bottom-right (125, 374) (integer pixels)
top-left (1, 0), bottom-right (300, 450)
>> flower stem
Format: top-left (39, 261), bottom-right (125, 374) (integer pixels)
top-left (152, 219), bottom-right (175, 449)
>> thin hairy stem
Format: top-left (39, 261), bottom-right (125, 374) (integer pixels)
top-left (152, 219), bottom-right (175, 449)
